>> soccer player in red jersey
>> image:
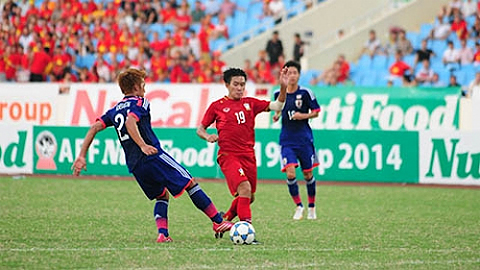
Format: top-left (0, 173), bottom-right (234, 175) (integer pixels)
top-left (197, 67), bottom-right (288, 239)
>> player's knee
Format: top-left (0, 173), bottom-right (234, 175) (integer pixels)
top-left (303, 171), bottom-right (313, 180)
top-left (155, 192), bottom-right (169, 200)
top-left (286, 171), bottom-right (296, 179)
top-left (186, 179), bottom-right (197, 190)
top-left (237, 181), bottom-right (252, 197)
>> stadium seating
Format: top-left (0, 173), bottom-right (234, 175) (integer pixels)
top-left (305, 8), bottom-right (479, 88)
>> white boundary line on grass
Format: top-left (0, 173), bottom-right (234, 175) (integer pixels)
top-left (1, 246), bottom-right (479, 253)
top-left (2, 248), bottom-right (479, 269)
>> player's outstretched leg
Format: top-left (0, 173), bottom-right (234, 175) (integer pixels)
top-left (287, 178), bottom-right (304, 220)
top-left (154, 199), bottom-right (173, 242)
top-left (187, 183), bottom-right (234, 235)
top-left (306, 177), bottom-right (317, 220)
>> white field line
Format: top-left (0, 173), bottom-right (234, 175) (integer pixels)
top-left (1, 246), bottom-right (479, 254)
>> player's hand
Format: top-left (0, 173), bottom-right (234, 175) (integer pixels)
top-left (141, 145), bottom-right (159, 155)
top-left (206, 134), bottom-right (218, 143)
top-left (279, 67), bottom-right (289, 87)
top-left (273, 114), bottom-right (280, 122)
top-left (291, 112), bottom-right (303, 120)
top-left (72, 156), bottom-right (87, 176)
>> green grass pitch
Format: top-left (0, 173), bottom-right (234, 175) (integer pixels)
top-left (1, 176), bottom-right (479, 269)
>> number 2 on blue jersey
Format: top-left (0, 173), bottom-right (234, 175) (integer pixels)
top-left (114, 113), bottom-right (130, 141)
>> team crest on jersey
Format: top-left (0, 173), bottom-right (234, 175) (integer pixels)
top-left (243, 103), bottom-right (251, 111)
top-left (238, 168), bottom-right (245, 176)
top-left (295, 95), bottom-right (303, 109)
top-left (223, 107), bottom-right (230, 112)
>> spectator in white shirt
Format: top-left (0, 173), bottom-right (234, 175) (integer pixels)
top-left (268, 0), bottom-right (285, 24)
top-left (204, 0), bottom-right (221, 16)
top-left (461, 0), bottom-right (478, 18)
top-left (467, 72), bottom-right (480, 99)
top-left (430, 13), bottom-right (451, 40)
top-left (430, 73), bottom-right (447, 87)
top-left (415, 60), bottom-right (435, 85)
top-left (362, 29), bottom-right (382, 57)
top-left (458, 39), bottom-right (474, 65)
top-left (443, 40), bottom-right (460, 69)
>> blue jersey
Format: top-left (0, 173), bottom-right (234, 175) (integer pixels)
top-left (98, 96), bottom-right (160, 172)
top-left (274, 86), bottom-right (320, 146)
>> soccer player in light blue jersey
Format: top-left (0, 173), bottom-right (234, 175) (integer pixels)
top-left (273, 60), bottom-right (321, 220)
top-left (72, 68), bottom-right (233, 242)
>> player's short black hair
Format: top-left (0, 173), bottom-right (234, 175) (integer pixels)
top-left (223, 68), bottom-right (247, 84)
top-left (283, 60), bottom-right (301, 73)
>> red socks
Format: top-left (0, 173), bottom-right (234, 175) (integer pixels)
top-left (237, 196), bottom-right (252, 223)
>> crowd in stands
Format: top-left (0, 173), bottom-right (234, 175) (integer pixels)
top-left (308, 0), bottom-right (480, 97)
top-left (0, 0), bottom-right (305, 84)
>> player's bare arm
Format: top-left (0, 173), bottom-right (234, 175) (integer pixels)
top-left (197, 124), bottom-right (218, 143)
top-left (272, 111), bottom-right (282, 122)
top-left (268, 67), bottom-right (289, 112)
top-left (291, 110), bottom-right (319, 120)
top-left (125, 115), bottom-right (158, 155)
top-left (72, 121), bottom-right (105, 176)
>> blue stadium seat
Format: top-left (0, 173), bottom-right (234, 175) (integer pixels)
top-left (376, 71), bottom-right (390, 87)
top-left (466, 15), bottom-right (476, 27)
top-left (403, 54), bottom-right (415, 67)
top-left (406, 32), bottom-right (421, 49)
top-left (351, 71), bottom-right (363, 86)
top-left (256, 17), bottom-right (275, 35)
top-left (300, 70), bottom-right (320, 86)
top-left (372, 55), bottom-right (387, 70)
top-left (247, 2), bottom-right (264, 18)
top-left (360, 71), bottom-right (378, 86)
top-left (437, 69), bottom-right (451, 85)
top-left (431, 40), bottom-right (447, 55)
top-left (74, 55), bottom-right (84, 69)
top-left (453, 70), bottom-right (468, 85)
top-left (357, 54), bottom-right (373, 70)
top-left (82, 54), bottom-right (97, 69)
top-left (190, 23), bottom-right (201, 34)
top-left (420, 23), bottom-right (433, 39)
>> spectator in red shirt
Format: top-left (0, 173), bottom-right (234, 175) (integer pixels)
top-left (256, 58), bottom-right (276, 84)
top-left (29, 43), bottom-right (52, 82)
top-left (175, 2), bottom-right (192, 31)
top-left (211, 51), bottom-right (226, 80)
top-left (243, 59), bottom-right (256, 82)
top-left (4, 45), bottom-right (21, 82)
top-left (50, 45), bottom-right (71, 81)
top-left (104, 2), bottom-right (118, 18)
top-left (336, 54), bottom-right (350, 83)
top-left (473, 42), bottom-right (480, 66)
top-left (170, 55), bottom-right (194, 82)
top-left (150, 49), bottom-right (169, 82)
top-left (195, 62), bottom-right (214, 83)
top-left (160, 1), bottom-right (178, 24)
top-left (451, 13), bottom-right (468, 40)
top-left (78, 67), bottom-right (98, 82)
top-left (388, 50), bottom-right (413, 85)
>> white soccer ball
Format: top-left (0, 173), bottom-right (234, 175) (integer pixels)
top-left (229, 221), bottom-right (255, 245)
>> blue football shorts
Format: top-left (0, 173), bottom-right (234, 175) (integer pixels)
top-left (280, 143), bottom-right (319, 172)
top-left (132, 150), bottom-right (193, 200)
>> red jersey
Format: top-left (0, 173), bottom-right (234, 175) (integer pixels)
top-left (201, 96), bottom-right (270, 154)
top-left (389, 61), bottom-right (410, 76)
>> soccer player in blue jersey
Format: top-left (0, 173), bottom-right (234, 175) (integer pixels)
top-left (71, 68), bottom-right (233, 242)
top-left (273, 60), bottom-right (321, 220)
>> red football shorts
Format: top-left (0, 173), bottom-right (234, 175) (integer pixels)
top-left (217, 152), bottom-right (257, 196)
